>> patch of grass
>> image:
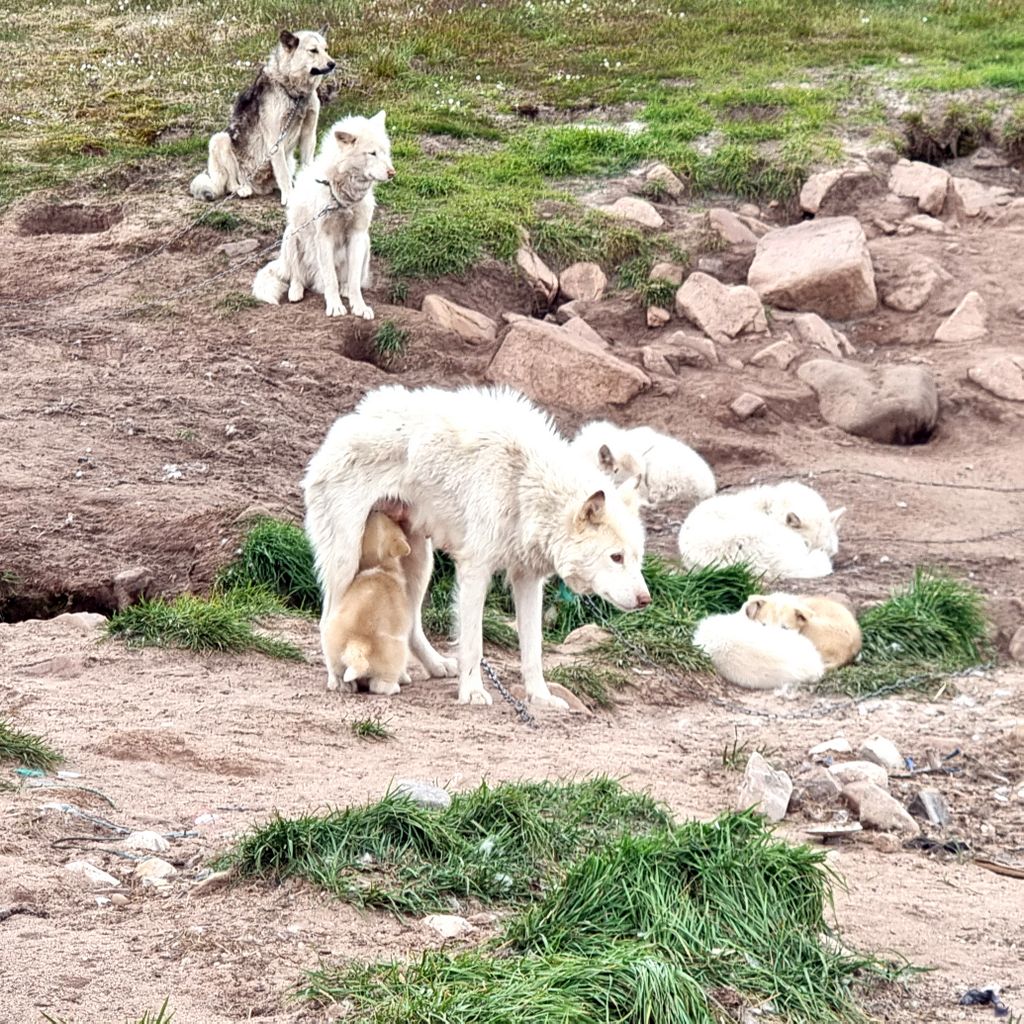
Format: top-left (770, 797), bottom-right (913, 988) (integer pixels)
top-left (422, 551), bottom-right (518, 648)
top-left (215, 290), bottom-right (261, 314)
top-left (902, 101), bottom-right (995, 162)
top-left (107, 591), bottom-right (303, 662)
top-left (372, 319), bottom-right (410, 368)
top-left (218, 517), bottom-right (320, 614)
top-left (1002, 100), bottom-right (1024, 159)
top-left (301, 810), bottom-right (887, 1024)
top-left (205, 210), bottom-right (240, 232)
top-left (0, 719), bottom-right (63, 771)
top-left (531, 210), bottom-right (651, 273)
top-left (816, 570), bottom-right (988, 699)
top-left (43, 1000), bottom-right (173, 1024)
top-left (720, 728), bottom-right (778, 771)
top-left (351, 713), bottom-right (395, 742)
top-left (230, 777), bottom-right (669, 915)
top-left (548, 663), bottom-right (630, 710)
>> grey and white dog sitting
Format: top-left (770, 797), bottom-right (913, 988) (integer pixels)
top-left (190, 30), bottom-right (334, 205)
top-left (252, 112), bottom-right (394, 320)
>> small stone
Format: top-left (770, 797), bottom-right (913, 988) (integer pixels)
top-left (649, 261), bottom-right (685, 286)
top-left (934, 291), bottom-right (987, 343)
top-left (796, 767), bottom-right (843, 805)
top-left (110, 893), bottom-right (130, 907)
top-left (640, 346), bottom-right (675, 376)
top-left (800, 169), bottom-right (846, 215)
top-left (971, 147), bottom-right (1009, 170)
top-left (858, 735), bottom-right (904, 772)
top-left (881, 257), bottom-right (950, 313)
top-left (112, 567), bottom-right (153, 610)
top-left (736, 751), bottom-right (793, 822)
top-left (1009, 626), bottom-right (1024, 662)
top-left (217, 238), bottom-right (259, 257)
top-left (135, 857), bottom-right (177, 887)
top-left (645, 162), bottom-right (686, 200)
top-left (870, 832), bottom-right (904, 854)
top-left (730, 392), bottom-right (766, 420)
top-left (558, 624), bottom-right (612, 654)
top-left (803, 822), bottom-right (863, 840)
top-left (123, 831), bottom-right (170, 854)
top-left (666, 330), bottom-right (718, 366)
top-left (808, 737), bottom-right (852, 757)
top-left (829, 760), bottom-right (889, 788)
top-left (562, 316), bottom-right (608, 349)
top-left (66, 861), bottom-right (121, 888)
top-left (421, 294), bottom-right (497, 346)
top-left (675, 272), bottom-right (766, 344)
top-left (48, 612), bottom-right (108, 634)
top-left (951, 176), bottom-right (1012, 218)
top-left (599, 196), bottom-right (664, 229)
top-left (749, 337), bottom-right (801, 371)
top-left (843, 781), bottom-right (920, 836)
top-left (554, 299), bottom-right (586, 323)
top-left (516, 245), bottom-right (558, 304)
top-left (908, 788), bottom-right (951, 827)
top-left (888, 159), bottom-right (950, 216)
top-left (646, 306), bottom-right (671, 328)
top-left (708, 207), bottom-right (758, 245)
top-left (968, 354), bottom-right (1024, 402)
top-left (502, 312), bottom-right (528, 324)
top-left (559, 262), bottom-right (608, 302)
top-left (423, 913), bottom-right (475, 939)
top-left (899, 214), bottom-right (947, 235)
top-left (393, 779), bottom-right (452, 810)
top-left (190, 867), bottom-right (237, 896)
top-left (785, 313), bottom-right (852, 358)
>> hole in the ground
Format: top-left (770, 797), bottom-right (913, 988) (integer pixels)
top-left (17, 202), bottom-right (124, 236)
top-left (726, 103), bottom-right (784, 123)
top-left (901, 110), bottom-right (994, 165)
top-left (0, 582), bottom-right (117, 623)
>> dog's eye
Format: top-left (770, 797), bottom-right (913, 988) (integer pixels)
top-left (370, 151), bottom-right (378, 156)
top-left (610, 552), bottom-right (624, 564)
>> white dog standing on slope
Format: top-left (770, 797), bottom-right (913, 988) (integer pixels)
top-left (678, 481), bottom-right (844, 579)
top-left (190, 30), bottom-right (334, 204)
top-left (304, 385), bottom-right (651, 710)
top-left (253, 111), bottom-right (393, 319)
top-left (572, 421), bottom-right (716, 505)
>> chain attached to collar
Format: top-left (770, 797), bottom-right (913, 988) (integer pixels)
top-left (480, 658), bottom-right (538, 729)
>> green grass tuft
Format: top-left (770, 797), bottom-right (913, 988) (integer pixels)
top-left (218, 517), bottom-right (320, 614)
top-left (205, 210), bottom-right (240, 232)
top-left (43, 999), bottom-right (174, 1024)
top-left (548, 663), bottom-right (630, 710)
top-left (214, 291), bottom-right (261, 314)
top-left (372, 320), bottom-right (410, 368)
top-left (107, 591), bottom-right (303, 661)
top-left (351, 712), bottom-right (395, 742)
top-left (0, 719), bottom-right (63, 771)
top-left (301, 810), bottom-right (885, 1024)
top-left (230, 777), bottom-right (669, 916)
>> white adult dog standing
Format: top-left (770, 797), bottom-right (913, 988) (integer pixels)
top-left (252, 112), bottom-right (393, 319)
top-left (572, 421), bottom-right (716, 505)
top-left (304, 385), bottom-right (651, 709)
top-left (678, 481), bottom-right (845, 579)
top-left (190, 30), bottom-right (334, 205)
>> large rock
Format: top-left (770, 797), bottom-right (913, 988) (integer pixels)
top-left (800, 163), bottom-right (877, 216)
top-left (562, 316), bottom-right (608, 349)
top-left (951, 176), bottom-right (1012, 218)
top-left (798, 360), bottom-right (938, 445)
top-left (934, 291), bottom-right (988, 343)
top-left (649, 261), bottom-right (685, 286)
top-left (421, 294), bottom-right (497, 346)
top-left (599, 196), bottom-right (664, 229)
top-left (888, 159), bottom-right (950, 216)
top-left (675, 272), bottom-right (766, 345)
top-left (516, 246), bottom-right (558, 304)
top-left (486, 319), bottom-right (649, 411)
top-left (645, 162), bottom-right (686, 200)
top-left (881, 257), bottom-right (951, 313)
top-left (749, 337), bottom-right (801, 371)
top-left (559, 262), bottom-right (607, 302)
top-left (736, 751), bottom-right (793, 822)
top-left (665, 329), bottom-right (719, 366)
top-left (842, 781), bottom-right (920, 836)
top-left (748, 217), bottom-right (877, 319)
top-left (968, 354), bottom-right (1024, 401)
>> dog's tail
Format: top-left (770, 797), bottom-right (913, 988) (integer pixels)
top-left (693, 613), bottom-right (824, 690)
top-left (252, 260), bottom-right (288, 305)
top-left (341, 641), bottom-right (371, 683)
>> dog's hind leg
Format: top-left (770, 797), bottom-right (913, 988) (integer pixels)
top-left (405, 533), bottom-right (458, 679)
top-left (454, 562), bottom-right (493, 706)
top-left (510, 572), bottom-right (568, 710)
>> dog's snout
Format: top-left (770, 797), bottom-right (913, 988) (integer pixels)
top-left (386, 166), bottom-right (396, 179)
top-left (636, 591), bottom-right (651, 609)
top-left (326, 60), bottom-right (336, 71)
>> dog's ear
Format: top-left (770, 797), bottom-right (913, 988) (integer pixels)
top-left (785, 511), bottom-right (802, 529)
top-left (318, 22), bottom-right (329, 37)
top-left (744, 596), bottom-right (766, 620)
top-left (793, 603), bottom-right (815, 629)
top-left (388, 532), bottom-right (412, 560)
top-left (830, 506), bottom-right (846, 530)
top-left (617, 474), bottom-right (643, 513)
top-left (334, 129), bottom-right (356, 146)
top-left (279, 29), bottom-right (299, 50)
top-left (574, 490), bottom-right (606, 530)
top-left (370, 109), bottom-right (387, 125)
top-left (597, 443), bottom-right (616, 472)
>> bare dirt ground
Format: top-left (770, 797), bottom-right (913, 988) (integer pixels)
top-left (1, 156), bottom-right (1024, 1023)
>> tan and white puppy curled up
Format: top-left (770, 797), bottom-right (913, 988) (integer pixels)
top-left (321, 511), bottom-right (412, 696)
top-left (743, 592), bottom-right (862, 670)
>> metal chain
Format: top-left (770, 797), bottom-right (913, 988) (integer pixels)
top-left (480, 658), bottom-right (538, 729)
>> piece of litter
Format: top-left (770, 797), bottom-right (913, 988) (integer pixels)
top-left (57, 771), bottom-right (83, 779)
top-left (194, 812), bottom-right (217, 825)
top-left (15, 768), bottom-right (45, 778)
top-left (960, 986), bottom-right (1010, 1018)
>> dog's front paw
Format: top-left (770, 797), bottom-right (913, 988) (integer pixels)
top-left (325, 296), bottom-right (347, 317)
top-left (458, 684), bottom-right (493, 706)
top-left (350, 301), bottom-right (374, 321)
top-left (424, 654), bottom-right (458, 678)
top-left (235, 184), bottom-right (253, 198)
top-left (369, 678), bottom-right (401, 696)
top-left (528, 692), bottom-right (570, 711)
top-left (280, 191), bottom-right (291, 206)
top-left (288, 282), bottom-right (305, 302)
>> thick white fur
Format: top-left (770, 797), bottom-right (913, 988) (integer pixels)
top-left (304, 385), bottom-right (651, 710)
top-left (190, 30), bottom-right (333, 205)
top-left (677, 481), bottom-right (845, 579)
top-left (253, 111), bottom-right (393, 319)
top-left (694, 611), bottom-right (825, 690)
top-left (571, 421), bottom-right (716, 506)
top-left (743, 592), bottom-right (862, 670)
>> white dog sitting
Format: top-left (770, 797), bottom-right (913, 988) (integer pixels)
top-left (252, 111), bottom-right (393, 319)
top-left (678, 481), bottom-right (844, 579)
top-left (572, 421), bottom-right (716, 506)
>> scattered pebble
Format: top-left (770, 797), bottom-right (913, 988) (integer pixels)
top-left (392, 779), bottom-right (452, 810)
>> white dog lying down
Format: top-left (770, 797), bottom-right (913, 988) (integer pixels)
top-left (304, 384), bottom-right (651, 710)
top-left (252, 111), bottom-right (394, 319)
top-left (693, 608), bottom-right (825, 690)
top-left (572, 421), bottom-right (716, 505)
top-left (678, 481), bottom-right (845, 579)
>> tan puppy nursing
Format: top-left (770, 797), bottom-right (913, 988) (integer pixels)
top-left (743, 592), bottom-right (862, 670)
